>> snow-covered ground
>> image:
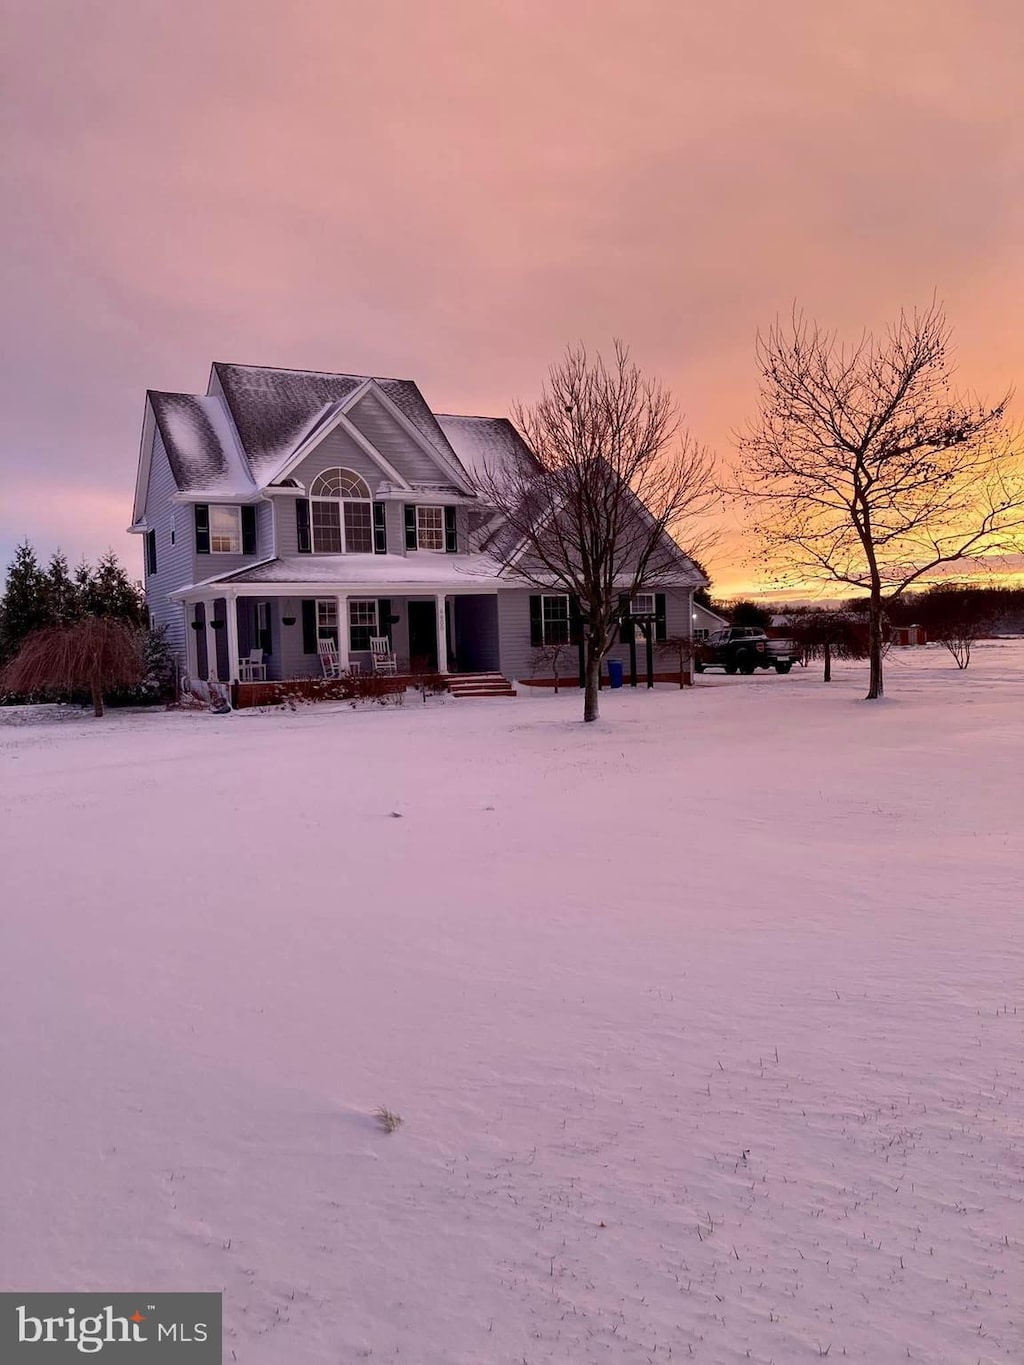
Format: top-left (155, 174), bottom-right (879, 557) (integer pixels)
top-left (1, 644), bottom-right (1021, 1364)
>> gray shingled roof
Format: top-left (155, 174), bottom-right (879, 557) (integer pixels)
top-left (148, 392), bottom-right (254, 495)
top-left (211, 364), bottom-right (466, 484)
top-left (434, 414), bottom-right (540, 490)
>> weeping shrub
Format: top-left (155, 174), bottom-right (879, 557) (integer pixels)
top-left (0, 616), bottom-right (145, 717)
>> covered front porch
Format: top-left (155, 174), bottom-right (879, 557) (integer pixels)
top-left (180, 587), bottom-right (500, 689)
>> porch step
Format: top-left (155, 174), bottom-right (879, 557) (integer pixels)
top-left (447, 672), bottom-right (516, 698)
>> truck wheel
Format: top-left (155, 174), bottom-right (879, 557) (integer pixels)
top-left (736, 651), bottom-right (756, 675)
top-left (775, 661), bottom-right (792, 675)
top-left (724, 662), bottom-right (738, 675)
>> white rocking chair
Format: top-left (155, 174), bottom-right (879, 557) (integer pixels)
top-left (318, 638), bottom-right (342, 679)
top-left (238, 649), bottom-right (266, 682)
top-left (369, 636), bottom-right (398, 674)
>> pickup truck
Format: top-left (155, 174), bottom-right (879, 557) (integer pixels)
top-left (694, 627), bottom-right (798, 675)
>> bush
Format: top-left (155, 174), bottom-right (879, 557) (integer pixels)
top-left (0, 617), bottom-right (145, 717)
top-left (408, 670), bottom-right (447, 703)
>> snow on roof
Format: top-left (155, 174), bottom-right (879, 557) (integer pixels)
top-left (212, 364), bottom-right (465, 484)
top-left (435, 414), bottom-right (539, 490)
top-left (212, 365), bottom-right (365, 482)
top-left (148, 392), bottom-right (254, 495)
top-left (199, 553), bottom-right (507, 589)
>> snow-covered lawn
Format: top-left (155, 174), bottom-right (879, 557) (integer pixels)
top-left (1, 644), bottom-right (1021, 1364)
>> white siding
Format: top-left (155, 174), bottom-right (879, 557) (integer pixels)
top-left (289, 425), bottom-right (388, 494)
top-left (345, 390), bottom-right (451, 485)
top-left (143, 431), bottom-right (193, 665)
top-left (257, 498), bottom-right (275, 557)
top-left (497, 587), bottom-right (694, 682)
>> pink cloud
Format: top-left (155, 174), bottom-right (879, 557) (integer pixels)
top-left (3, 0), bottom-right (1023, 593)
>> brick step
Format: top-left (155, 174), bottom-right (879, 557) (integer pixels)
top-left (447, 672), bottom-right (516, 698)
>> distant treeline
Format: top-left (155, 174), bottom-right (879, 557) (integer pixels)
top-left (713, 584), bottom-right (1024, 635)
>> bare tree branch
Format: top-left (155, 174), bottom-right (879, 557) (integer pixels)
top-left (733, 303), bottom-right (1024, 698)
top-left (479, 342), bottom-right (716, 720)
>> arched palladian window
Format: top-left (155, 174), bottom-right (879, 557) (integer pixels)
top-left (309, 468), bottom-right (373, 553)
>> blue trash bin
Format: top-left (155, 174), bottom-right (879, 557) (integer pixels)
top-left (607, 659), bottom-right (624, 689)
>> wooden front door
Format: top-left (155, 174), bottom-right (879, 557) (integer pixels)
top-left (407, 600), bottom-right (438, 671)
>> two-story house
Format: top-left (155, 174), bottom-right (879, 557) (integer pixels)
top-left (130, 363), bottom-right (706, 700)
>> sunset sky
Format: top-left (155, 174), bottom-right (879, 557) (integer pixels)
top-left (3, 0), bottom-right (1023, 595)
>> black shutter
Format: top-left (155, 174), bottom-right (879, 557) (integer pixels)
top-left (213, 598), bottom-right (229, 681)
top-left (618, 593), bottom-right (634, 643)
top-left (444, 505), bottom-right (457, 553)
top-left (568, 595), bottom-right (583, 645)
top-left (655, 593), bottom-right (667, 641)
top-left (195, 504), bottom-right (210, 555)
top-left (296, 499), bottom-right (312, 553)
top-left (373, 502), bottom-right (387, 554)
top-left (529, 595), bottom-right (543, 647)
top-left (241, 505), bottom-right (257, 555)
top-left (377, 598), bottom-right (392, 644)
top-left (301, 599), bottom-right (317, 654)
top-left (404, 505), bottom-right (418, 550)
top-left (146, 529), bottom-right (157, 575)
top-left (256, 602), bottom-right (272, 656)
top-left (237, 603), bottom-right (252, 659)
top-left (194, 603), bottom-right (208, 680)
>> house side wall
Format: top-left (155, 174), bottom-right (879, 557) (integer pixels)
top-left (257, 498), bottom-right (275, 557)
top-left (142, 430), bottom-right (193, 664)
top-left (274, 498), bottom-right (302, 557)
top-left (496, 587), bottom-right (694, 682)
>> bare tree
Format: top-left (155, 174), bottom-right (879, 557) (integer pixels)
top-left (787, 608), bottom-right (867, 682)
top-left (481, 342), bottom-right (716, 721)
top-left (916, 582), bottom-right (992, 669)
top-left (655, 635), bottom-right (696, 688)
top-left (529, 640), bottom-right (575, 694)
top-left (736, 304), bottom-right (1024, 699)
top-left (1, 616), bottom-right (145, 716)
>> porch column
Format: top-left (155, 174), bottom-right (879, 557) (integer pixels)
top-left (225, 593), bottom-right (241, 682)
top-left (435, 592), bottom-right (448, 673)
top-left (204, 600), bottom-right (218, 685)
top-left (335, 595), bottom-right (350, 672)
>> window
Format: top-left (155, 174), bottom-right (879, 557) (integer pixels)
top-left (349, 599), bottom-right (378, 652)
top-left (344, 500), bottom-right (373, 553)
top-left (169, 514), bottom-right (176, 546)
top-left (309, 468), bottom-right (373, 553)
top-left (209, 505), bottom-right (242, 554)
top-left (631, 592), bottom-right (656, 617)
top-left (541, 594), bottom-right (570, 645)
top-left (416, 506), bottom-right (445, 551)
top-left (316, 599), bottom-right (338, 644)
top-left (694, 628), bottom-right (710, 641)
top-left (145, 528), bottom-right (157, 575)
